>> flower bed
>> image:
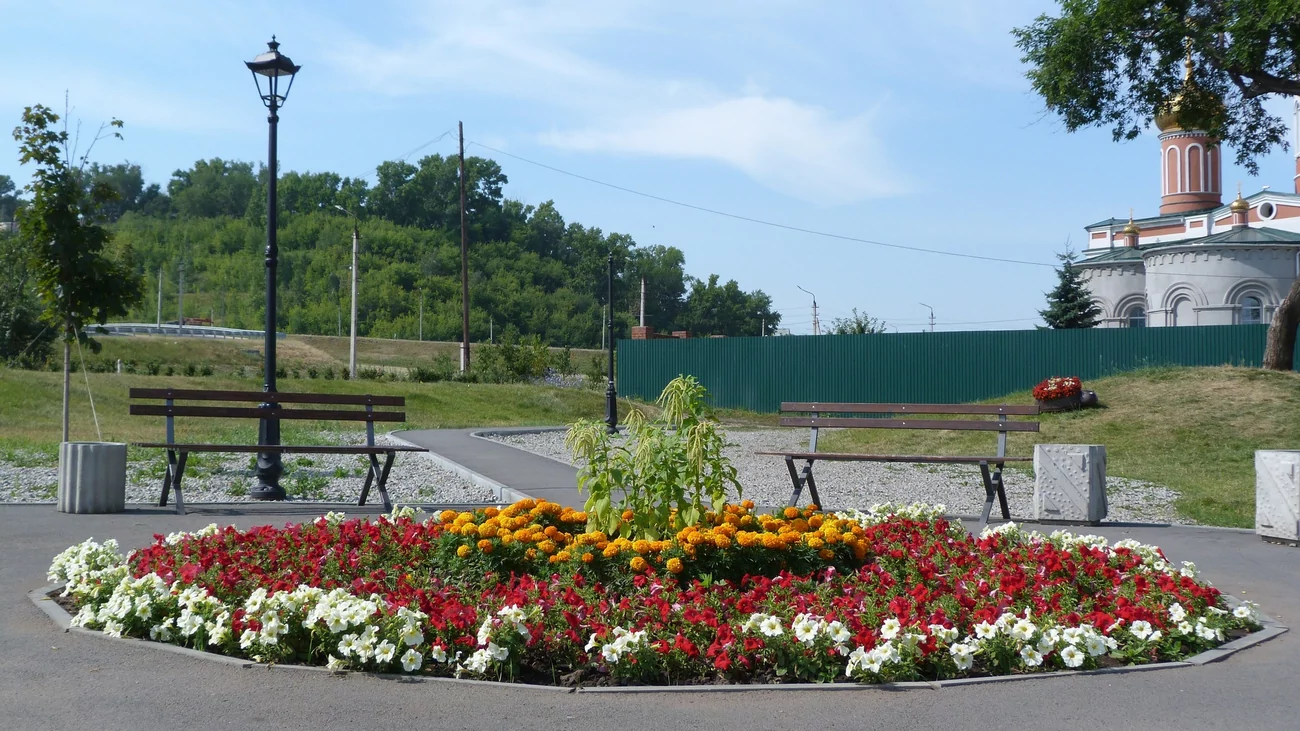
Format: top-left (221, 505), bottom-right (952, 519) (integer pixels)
top-left (48, 500), bottom-right (1262, 686)
top-left (1033, 376), bottom-right (1083, 401)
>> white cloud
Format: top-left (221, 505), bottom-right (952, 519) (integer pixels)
top-left (541, 95), bottom-right (904, 203)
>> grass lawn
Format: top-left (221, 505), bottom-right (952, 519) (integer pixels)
top-left (815, 366), bottom-right (1300, 528)
top-left (0, 367), bottom-right (635, 463)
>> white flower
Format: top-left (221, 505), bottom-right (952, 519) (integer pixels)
top-left (1233, 605), bottom-right (1252, 619)
top-left (134, 601), bottom-right (153, 621)
top-left (1084, 635), bottom-right (1108, 657)
top-left (879, 617), bottom-right (902, 640)
top-left (1036, 635), bottom-right (1056, 655)
top-left (601, 644), bottom-right (622, 664)
top-left (1060, 627), bottom-right (1084, 645)
top-left (399, 624), bottom-right (423, 647)
top-left (585, 633), bottom-right (601, 652)
top-left (1176, 621), bottom-right (1194, 636)
top-left (497, 604), bottom-right (526, 624)
top-left (149, 620), bottom-right (174, 642)
top-left (487, 642), bottom-right (509, 661)
top-left (845, 646), bottom-right (869, 675)
top-left (1010, 619), bottom-right (1037, 641)
top-left (1168, 603), bottom-right (1187, 623)
top-left (949, 642), bottom-right (975, 671)
top-left (102, 620), bottom-right (125, 638)
top-left (401, 648), bottom-right (423, 672)
top-left (826, 621), bottom-right (852, 646)
top-left (1060, 644), bottom-right (1085, 668)
top-left (326, 655), bottom-right (345, 670)
top-left (793, 614), bottom-right (823, 645)
top-left (1019, 646), bottom-right (1044, 667)
top-left (1148, 630), bottom-right (1163, 643)
top-left (974, 622), bottom-right (997, 640)
top-left (461, 648), bottom-right (490, 674)
top-left (375, 640), bottom-right (397, 664)
top-left (337, 634), bottom-right (359, 657)
top-left (430, 645), bottom-right (447, 663)
top-left (476, 618), bottom-right (494, 646)
top-left (177, 610), bottom-right (204, 637)
top-left (741, 613), bottom-right (765, 633)
top-left (1129, 620), bottom-right (1153, 641)
top-left (759, 616), bottom-right (784, 637)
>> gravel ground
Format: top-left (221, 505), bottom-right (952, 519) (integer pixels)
top-left (486, 428), bottom-right (1190, 525)
top-left (0, 432), bottom-right (495, 505)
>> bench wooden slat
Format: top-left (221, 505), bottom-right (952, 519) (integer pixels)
top-left (778, 416), bottom-right (1040, 432)
top-left (132, 443), bottom-right (425, 453)
top-left (129, 388), bottom-right (405, 407)
top-left (129, 405), bottom-right (405, 422)
top-left (756, 451), bottom-right (1033, 463)
top-left (780, 402), bottom-right (1039, 416)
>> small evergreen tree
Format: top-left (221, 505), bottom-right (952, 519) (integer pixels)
top-left (1040, 248), bottom-right (1100, 329)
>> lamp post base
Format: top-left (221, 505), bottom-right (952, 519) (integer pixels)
top-left (604, 380), bottom-right (618, 435)
top-left (251, 410), bottom-right (285, 500)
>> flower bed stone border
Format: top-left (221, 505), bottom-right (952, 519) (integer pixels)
top-left (28, 583), bottom-right (1287, 694)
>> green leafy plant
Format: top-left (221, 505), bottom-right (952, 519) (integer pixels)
top-left (565, 375), bottom-right (739, 540)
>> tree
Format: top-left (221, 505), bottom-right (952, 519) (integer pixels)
top-left (167, 158), bottom-right (258, 218)
top-left (1014, 2), bottom-right (1300, 365)
top-left (12, 104), bottom-right (144, 441)
top-left (0, 174), bottom-right (19, 222)
top-left (0, 231), bottom-right (54, 367)
top-left (678, 274), bottom-right (778, 337)
top-left (829, 308), bottom-right (888, 335)
top-left (1040, 249), bottom-right (1101, 329)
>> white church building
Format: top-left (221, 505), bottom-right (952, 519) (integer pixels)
top-left (1078, 103), bottom-right (1300, 327)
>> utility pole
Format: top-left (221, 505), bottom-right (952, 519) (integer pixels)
top-left (490, 316), bottom-right (494, 344)
top-left (797, 285), bottom-right (820, 335)
top-left (177, 261), bottom-right (185, 333)
top-left (602, 305), bottom-right (607, 351)
top-left (919, 302), bottom-right (935, 333)
top-left (418, 289), bottom-right (424, 342)
top-left (761, 317), bottom-right (765, 337)
top-left (156, 265), bottom-right (163, 328)
top-left (349, 221), bottom-right (359, 378)
top-left (639, 277), bottom-right (646, 327)
top-left (459, 120), bottom-right (470, 373)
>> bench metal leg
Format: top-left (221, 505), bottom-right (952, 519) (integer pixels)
top-left (978, 461), bottom-right (995, 530)
top-left (374, 452), bottom-right (396, 514)
top-left (358, 455), bottom-right (378, 507)
top-left (992, 462), bottom-right (1010, 520)
top-left (172, 451), bottom-right (188, 515)
top-left (785, 457), bottom-right (820, 508)
top-left (159, 452), bottom-right (174, 508)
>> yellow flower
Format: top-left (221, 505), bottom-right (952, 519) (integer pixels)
top-left (783, 507), bottom-right (800, 520)
top-left (712, 534), bottom-right (731, 549)
top-left (556, 551), bottom-right (572, 562)
top-left (477, 539), bottom-right (494, 554)
top-left (633, 540), bottom-right (651, 554)
top-left (805, 536), bottom-right (824, 550)
top-left (538, 540), bottom-right (558, 555)
top-left (460, 523), bottom-right (478, 536)
top-left (581, 552), bottom-right (595, 564)
top-left (484, 506), bottom-right (499, 518)
top-left (456, 544), bottom-right (472, 558)
top-left (736, 531), bottom-right (759, 548)
top-left (478, 524), bottom-right (497, 539)
top-left (741, 500), bottom-right (755, 510)
top-left (526, 548), bottom-right (538, 560)
top-left (666, 558), bottom-right (684, 574)
top-left (818, 549), bottom-right (835, 560)
top-left (440, 510), bottom-right (458, 524)
top-left (602, 544), bottom-right (620, 559)
top-left (630, 557), bottom-right (649, 573)
top-left (500, 534), bottom-right (515, 546)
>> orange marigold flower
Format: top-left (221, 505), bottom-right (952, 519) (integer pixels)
top-left (853, 544), bottom-right (868, 560)
top-left (666, 558), bottom-right (685, 574)
top-left (456, 544), bottom-right (472, 558)
top-left (440, 510), bottom-right (458, 524)
top-left (572, 512), bottom-right (588, 523)
top-left (484, 506), bottom-right (500, 518)
top-left (556, 550), bottom-right (572, 562)
top-left (514, 528), bottom-right (532, 541)
top-left (538, 540), bottom-right (558, 555)
top-left (478, 524), bottom-right (497, 539)
top-left (713, 534), bottom-right (731, 549)
top-left (621, 509), bottom-right (635, 522)
top-left (740, 515), bottom-right (754, 528)
top-left (736, 531), bottom-right (759, 548)
top-left (809, 515), bottom-right (824, 529)
top-left (630, 556), bottom-right (649, 573)
top-left (526, 548), bottom-right (538, 560)
top-left (783, 507), bottom-right (800, 519)
top-left (596, 540), bottom-right (610, 551)
top-left (791, 519), bottom-right (810, 533)
top-left (741, 499), bottom-right (755, 510)
top-left (805, 536), bottom-right (824, 549)
top-left (761, 534), bottom-right (783, 550)
top-left (687, 532), bottom-right (706, 546)
top-left (518, 498), bottom-right (537, 510)
top-left (581, 552), bottom-right (595, 564)
top-left (548, 554), bottom-right (561, 564)
top-left (500, 534), bottom-right (515, 546)
top-left (477, 539), bottom-right (494, 554)
top-left (633, 540), bottom-right (651, 554)
top-left (460, 523), bottom-right (479, 536)
top-left (818, 549), bottom-right (835, 560)
top-left (497, 528), bottom-right (512, 539)
top-left (602, 545), bottom-right (620, 559)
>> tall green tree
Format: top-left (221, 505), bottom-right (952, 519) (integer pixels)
top-left (167, 158), bottom-right (258, 218)
top-left (84, 162), bottom-right (170, 220)
top-left (13, 104), bottom-right (144, 441)
top-left (0, 173), bottom-right (19, 221)
top-left (0, 231), bottom-right (54, 367)
top-left (1040, 249), bottom-right (1101, 329)
top-left (829, 308), bottom-right (888, 335)
top-left (1014, 1), bottom-right (1300, 363)
top-left (679, 274), bottom-right (778, 337)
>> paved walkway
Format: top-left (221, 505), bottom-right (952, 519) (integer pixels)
top-left (2, 434), bottom-right (1298, 730)
top-left (396, 427), bottom-right (586, 507)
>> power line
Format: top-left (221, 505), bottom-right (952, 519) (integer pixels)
top-left (349, 129), bottom-right (456, 182)
top-left (467, 141), bottom-right (1055, 269)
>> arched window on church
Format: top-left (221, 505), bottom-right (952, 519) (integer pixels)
top-left (1241, 295), bottom-right (1264, 325)
top-left (1125, 305), bottom-right (1146, 328)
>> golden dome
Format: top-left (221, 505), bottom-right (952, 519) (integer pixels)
top-left (1230, 194), bottom-right (1250, 213)
top-left (1155, 55), bottom-right (1217, 133)
top-left (1121, 212), bottom-right (1141, 236)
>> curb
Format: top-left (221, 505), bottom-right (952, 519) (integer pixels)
top-left (30, 583), bottom-right (1287, 695)
top-left (468, 427), bottom-right (580, 472)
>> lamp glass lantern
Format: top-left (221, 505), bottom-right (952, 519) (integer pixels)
top-left (245, 37), bottom-right (300, 110)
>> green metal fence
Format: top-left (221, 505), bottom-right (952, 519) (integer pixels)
top-left (617, 325), bottom-right (1287, 412)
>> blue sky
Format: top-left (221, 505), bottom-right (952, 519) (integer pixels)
top-left (2, 0), bottom-right (1297, 333)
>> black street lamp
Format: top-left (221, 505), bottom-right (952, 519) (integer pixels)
top-left (246, 37), bottom-right (300, 501)
top-left (605, 252), bottom-right (618, 434)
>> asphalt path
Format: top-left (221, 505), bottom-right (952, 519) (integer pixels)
top-left (3, 441), bottom-right (1298, 730)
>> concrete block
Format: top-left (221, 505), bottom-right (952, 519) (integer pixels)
top-left (1034, 445), bottom-right (1108, 523)
top-left (1256, 450), bottom-right (1300, 542)
top-left (57, 442), bottom-right (126, 514)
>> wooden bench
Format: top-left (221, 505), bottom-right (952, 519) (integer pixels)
top-left (756, 402), bottom-right (1040, 528)
top-left (129, 388), bottom-right (427, 514)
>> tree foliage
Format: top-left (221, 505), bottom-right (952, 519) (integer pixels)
top-left (95, 152), bottom-right (773, 349)
top-left (1013, 0), bottom-right (1300, 173)
top-left (829, 308), bottom-right (887, 335)
top-left (0, 174), bottom-right (20, 222)
top-left (0, 231), bottom-right (54, 367)
top-left (1040, 249), bottom-right (1101, 329)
